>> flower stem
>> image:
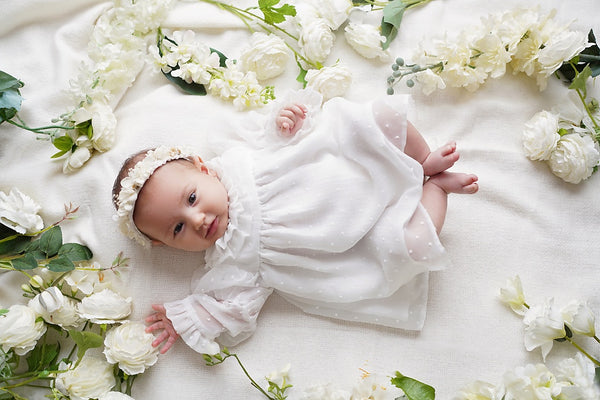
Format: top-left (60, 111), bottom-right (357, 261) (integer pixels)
top-left (565, 337), bottom-right (600, 366)
top-left (6, 119), bottom-right (73, 135)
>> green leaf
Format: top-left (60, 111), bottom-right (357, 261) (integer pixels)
top-left (11, 253), bottom-right (38, 270)
top-left (39, 226), bottom-right (63, 257)
top-left (569, 64), bottom-right (592, 97)
top-left (595, 366), bottom-right (600, 387)
top-left (0, 309), bottom-right (8, 316)
top-left (58, 243), bottom-right (93, 262)
top-left (0, 70), bottom-right (24, 92)
top-left (163, 71), bottom-right (207, 95)
top-left (26, 343), bottom-right (60, 372)
top-left (258, 0), bottom-right (296, 25)
top-left (68, 330), bottom-right (104, 364)
top-left (0, 235), bottom-right (31, 257)
top-left (210, 47), bottom-right (228, 68)
top-left (381, 0), bottom-right (407, 50)
top-left (0, 88), bottom-right (23, 122)
top-left (391, 371), bottom-right (436, 400)
top-left (53, 135), bottom-right (74, 152)
top-left (47, 256), bottom-right (75, 272)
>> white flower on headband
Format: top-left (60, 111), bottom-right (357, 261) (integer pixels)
top-left (114, 145), bottom-right (198, 247)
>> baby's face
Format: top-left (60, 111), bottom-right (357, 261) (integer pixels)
top-left (133, 158), bottom-right (229, 252)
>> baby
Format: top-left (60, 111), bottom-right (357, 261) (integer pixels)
top-left (113, 90), bottom-right (478, 355)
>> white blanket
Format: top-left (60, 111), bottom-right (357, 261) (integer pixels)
top-left (1, 0), bottom-right (599, 399)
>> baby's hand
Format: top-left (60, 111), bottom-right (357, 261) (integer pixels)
top-left (145, 304), bottom-right (179, 354)
top-left (276, 104), bottom-right (307, 137)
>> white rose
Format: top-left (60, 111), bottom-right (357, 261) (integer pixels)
top-left (63, 145), bottom-right (93, 173)
top-left (537, 30), bottom-right (588, 77)
top-left (454, 380), bottom-right (499, 400)
top-left (522, 110), bottom-right (560, 161)
top-left (305, 63), bottom-right (352, 101)
top-left (555, 354), bottom-right (600, 400)
top-left (299, 17), bottom-right (335, 64)
top-left (548, 133), bottom-right (600, 184)
top-left (523, 298), bottom-right (565, 360)
top-left (0, 188), bottom-right (44, 234)
top-left (344, 22), bottom-right (390, 61)
top-left (28, 287), bottom-right (83, 328)
top-left (103, 321), bottom-right (159, 375)
top-left (0, 304), bottom-right (47, 355)
top-left (240, 32), bottom-right (290, 80)
top-left (561, 300), bottom-right (596, 337)
top-left (55, 354), bottom-right (116, 400)
top-left (99, 392), bottom-right (135, 400)
top-left (77, 288), bottom-right (132, 324)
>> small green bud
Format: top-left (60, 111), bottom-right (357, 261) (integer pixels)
top-left (29, 275), bottom-right (44, 288)
top-left (411, 65), bottom-right (420, 73)
top-left (393, 70), bottom-right (402, 77)
top-left (387, 76), bottom-right (395, 84)
top-left (391, 63), bottom-right (399, 71)
top-left (406, 79), bottom-right (415, 88)
top-left (387, 87), bottom-right (395, 95)
top-left (21, 284), bottom-right (32, 293)
top-left (395, 57), bottom-right (405, 66)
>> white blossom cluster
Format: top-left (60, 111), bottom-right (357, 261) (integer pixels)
top-left (454, 276), bottom-right (600, 400)
top-left (522, 93), bottom-right (600, 184)
top-left (0, 260), bottom-right (158, 399)
top-left (409, 8), bottom-right (589, 95)
top-left (60, 0), bottom-right (174, 173)
top-left (0, 187), bottom-right (43, 234)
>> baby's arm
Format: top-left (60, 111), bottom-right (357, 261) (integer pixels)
top-left (276, 104), bottom-right (307, 137)
top-left (145, 304), bottom-right (179, 354)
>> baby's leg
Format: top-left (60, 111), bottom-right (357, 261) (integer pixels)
top-left (421, 172), bottom-right (479, 233)
top-left (403, 122), bottom-right (459, 176)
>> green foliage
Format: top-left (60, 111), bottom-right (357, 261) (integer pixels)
top-left (68, 330), bottom-right (104, 365)
top-left (391, 371), bottom-right (436, 400)
top-left (558, 30), bottom-right (600, 82)
top-left (258, 0), bottom-right (296, 25)
top-left (381, 0), bottom-right (407, 50)
top-left (0, 70), bottom-right (24, 123)
top-left (26, 343), bottom-right (60, 373)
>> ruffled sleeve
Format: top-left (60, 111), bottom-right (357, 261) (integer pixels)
top-left (163, 266), bottom-right (272, 355)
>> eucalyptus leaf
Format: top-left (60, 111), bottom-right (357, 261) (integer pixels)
top-left (68, 330), bottom-right (104, 364)
top-left (0, 88), bottom-right (22, 122)
top-left (0, 235), bottom-right (31, 256)
top-left (0, 70), bottom-right (24, 92)
top-left (39, 226), bottom-right (63, 257)
top-left (47, 256), bottom-right (75, 272)
top-left (11, 252), bottom-right (39, 270)
top-left (391, 371), bottom-right (436, 400)
top-left (58, 243), bottom-right (93, 262)
top-left (381, 0), bottom-right (406, 50)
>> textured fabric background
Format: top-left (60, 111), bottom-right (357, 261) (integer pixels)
top-left (1, 0), bottom-right (599, 398)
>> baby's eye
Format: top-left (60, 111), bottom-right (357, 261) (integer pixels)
top-left (174, 222), bottom-right (183, 236)
top-left (188, 192), bottom-right (196, 205)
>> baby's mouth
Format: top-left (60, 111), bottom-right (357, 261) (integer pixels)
top-left (206, 217), bottom-right (219, 238)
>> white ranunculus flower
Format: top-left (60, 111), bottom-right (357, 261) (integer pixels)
top-left (522, 110), bottom-right (560, 161)
top-left (55, 354), bottom-right (116, 400)
top-left (299, 383), bottom-right (350, 400)
top-left (0, 304), bottom-right (47, 355)
top-left (0, 188), bottom-right (44, 234)
top-left (239, 32), bottom-right (290, 80)
top-left (77, 288), bottom-right (132, 324)
top-left (28, 287), bottom-right (83, 328)
top-left (548, 133), bottom-right (600, 184)
top-left (63, 145), bottom-right (93, 174)
top-left (103, 321), bottom-right (159, 375)
top-left (99, 392), bottom-right (135, 400)
top-left (344, 22), bottom-right (390, 61)
top-left (561, 300), bottom-right (596, 337)
top-left (502, 363), bottom-right (562, 400)
top-left (305, 63), bottom-right (352, 101)
top-left (308, 0), bottom-right (352, 30)
top-left (453, 380), bottom-right (499, 400)
top-left (414, 69), bottom-right (446, 95)
top-left (522, 298), bottom-right (565, 360)
top-left (555, 353), bottom-right (600, 400)
top-left (299, 17), bottom-right (336, 64)
top-left (499, 275), bottom-right (527, 316)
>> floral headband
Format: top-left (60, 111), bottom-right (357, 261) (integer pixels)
top-left (113, 145), bottom-right (198, 248)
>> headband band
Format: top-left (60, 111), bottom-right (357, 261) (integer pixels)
top-left (113, 145), bottom-right (198, 247)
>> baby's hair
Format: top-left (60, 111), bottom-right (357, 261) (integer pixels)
top-left (112, 148), bottom-right (154, 209)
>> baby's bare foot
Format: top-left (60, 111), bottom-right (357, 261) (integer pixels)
top-left (428, 172), bottom-right (479, 194)
top-left (422, 142), bottom-right (459, 176)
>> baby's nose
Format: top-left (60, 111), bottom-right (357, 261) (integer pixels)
top-left (191, 212), bottom-right (205, 229)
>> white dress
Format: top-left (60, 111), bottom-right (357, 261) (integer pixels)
top-left (164, 91), bottom-right (449, 355)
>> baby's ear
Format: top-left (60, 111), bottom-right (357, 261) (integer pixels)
top-left (190, 155), bottom-right (209, 173)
